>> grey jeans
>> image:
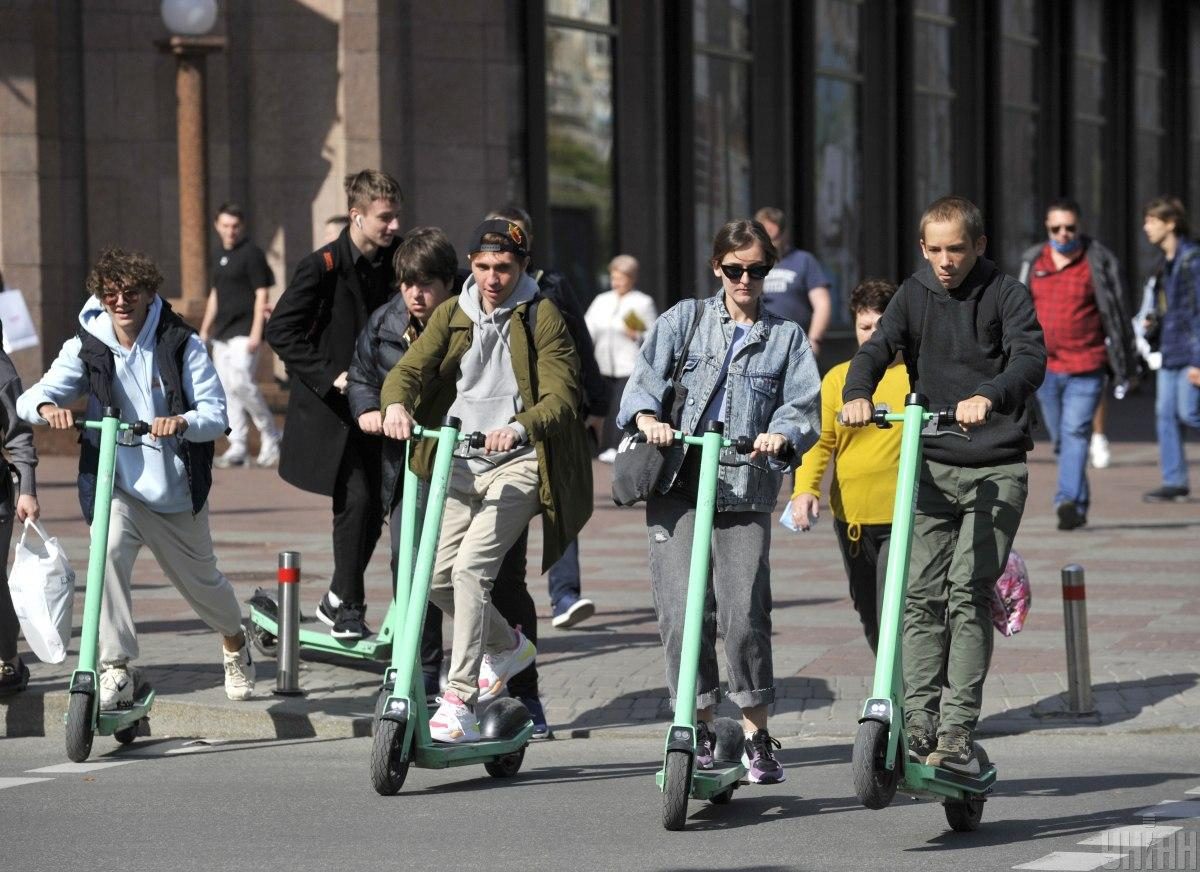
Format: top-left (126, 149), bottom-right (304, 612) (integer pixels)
top-left (646, 491), bottom-right (774, 710)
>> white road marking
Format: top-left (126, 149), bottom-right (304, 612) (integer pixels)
top-left (0, 777), bottom-right (54, 790)
top-left (1012, 852), bottom-right (1126, 871)
top-left (1185, 785), bottom-right (1200, 795)
top-left (1134, 800), bottom-right (1200, 819)
top-left (27, 760), bottom-right (139, 774)
top-left (1078, 824), bottom-right (1181, 848)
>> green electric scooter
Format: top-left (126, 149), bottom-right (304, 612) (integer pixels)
top-left (655, 420), bottom-right (761, 831)
top-left (63, 408), bottom-right (156, 762)
top-left (850, 392), bottom-right (997, 832)
top-left (369, 415), bottom-right (533, 795)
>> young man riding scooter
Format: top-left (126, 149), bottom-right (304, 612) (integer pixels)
top-left (840, 197), bottom-right (1046, 770)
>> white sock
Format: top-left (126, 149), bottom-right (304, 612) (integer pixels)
top-left (326, 590), bottom-right (341, 608)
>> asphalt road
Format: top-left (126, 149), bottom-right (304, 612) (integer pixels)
top-left (3, 731), bottom-right (1198, 871)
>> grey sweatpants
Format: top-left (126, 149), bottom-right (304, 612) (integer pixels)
top-left (99, 491), bottom-right (244, 666)
top-left (646, 491), bottom-right (774, 711)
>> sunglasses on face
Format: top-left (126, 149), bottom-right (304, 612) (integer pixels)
top-left (1048, 224), bottom-right (1077, 234)
top-left (719, 263), bottom-right (771, 281)
top-left (101, 288), bottom-right (142, 304)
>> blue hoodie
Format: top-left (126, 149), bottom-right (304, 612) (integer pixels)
top-left (17, 296), bottom-right (228, 513)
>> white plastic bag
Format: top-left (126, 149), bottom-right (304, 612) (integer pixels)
top-left (8, 519), bottom-right (75, 663)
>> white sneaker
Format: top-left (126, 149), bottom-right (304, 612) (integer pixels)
top-left (255, 436), bottom-right (281, 468)
top-left (214, 450), bottom-right (247, 469)
top-left (223, 643), bottom-right (256, 701)
top-left (1089, 433), bottom-right (1111, 469)
top-left (598, 448), bottom-right (617, 464)
top-left (99, 665), bottom-right (135, 710)
top-left (429, 691), bottom-right (480, 743)
top-left (477, 628), bottom-right (536, 702)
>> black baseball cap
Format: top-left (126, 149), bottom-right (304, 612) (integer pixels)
top-left (468, 219), bottom-right (528, 258)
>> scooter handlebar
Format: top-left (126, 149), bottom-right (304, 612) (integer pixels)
top-left (72, 418), bottom-right (151, 434)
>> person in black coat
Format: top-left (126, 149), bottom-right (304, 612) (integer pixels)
top-left (265, 169), bottom-right (402, 640)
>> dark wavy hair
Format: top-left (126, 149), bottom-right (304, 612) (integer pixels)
top-left (85, 248), bottom-right (163, 298)
top-left (393, 227), bottom-right (458, 288)
top-left (848, 278), bottom-right (897, 317)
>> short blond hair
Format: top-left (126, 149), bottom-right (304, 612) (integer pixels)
top-left (920, 196), bottom-right (985, 243)
top-left (344, 169), bottom-right (403, 211)
top-left (608, 254), bottom-right (639, 279)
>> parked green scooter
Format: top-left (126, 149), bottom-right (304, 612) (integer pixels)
top-left (63, 408), bottom-right (155, 762)
top-left (850, 393), bottom-right (997, 832)
top-left (654, 420), bottom-right (761, 831)
top-left (369, 416), bottom-right (533, 795)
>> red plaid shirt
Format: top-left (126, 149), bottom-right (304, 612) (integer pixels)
top-left (1028, 245), bottom-right (1108, 374)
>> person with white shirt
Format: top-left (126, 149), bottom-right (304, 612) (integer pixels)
top-left (584, 254), bottom-right (657, 460)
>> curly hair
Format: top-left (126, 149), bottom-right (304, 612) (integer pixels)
top-left (85, 248), bottom-right (164, 299)
top-left (848, 278), bottom-right (897, 318)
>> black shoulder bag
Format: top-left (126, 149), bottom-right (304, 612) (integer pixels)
top-left (611, 300), bottom-right (704, 506)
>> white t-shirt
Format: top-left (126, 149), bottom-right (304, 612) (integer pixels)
top-left (584, 288), bottom-right (658, 378)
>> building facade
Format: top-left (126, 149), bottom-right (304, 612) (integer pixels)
top-left (2, 0), bottom-right (1199, 386)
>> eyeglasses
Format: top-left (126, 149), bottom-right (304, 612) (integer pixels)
top-left (100, 287), bottom-right (141, 305)
top-left (719, 263), bottom-right (771, 281)
top-left (1048, 224), bottom-right (1077, 234)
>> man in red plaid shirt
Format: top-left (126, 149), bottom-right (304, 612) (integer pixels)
top-left (1019, 198), bottom-right (1137, 530)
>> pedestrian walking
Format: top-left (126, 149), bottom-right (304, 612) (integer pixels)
top-left (840, 196), bottom-right (1045, 770)
top-left (199, 203), bottom-right (283, 469)
top-left (1018, 197), bottom-right (1137, 529)
top-left (619, 218), bottom-right (821, 784)
top-left (265, 170), bottom-right (402, 640)
top-left (754, 206), bottom-right (832, 356)
top-left (17, 248), bottom-right (255, 707)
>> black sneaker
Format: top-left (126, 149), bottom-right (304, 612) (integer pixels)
top-left (518, 695), bottom-right (554, 740)
top-left (1143, 485), bottom-right (1190, 503)
top-left (926, 726), bottom-right (976, 772)
top-left (331, 602), bottom-right (371, 640)
top-left (315, 591), bottom-right (338, 628)
top-left (0, 658), bottom-right (29, 696)
top-left (907, 724), bottom-right (936, 762)
top-left (695, 720), bottom-right (715, 769)
top-left (1056, 501), bottom-right (1087, 530)
top-left (744, 729), bottom-right (786, 784)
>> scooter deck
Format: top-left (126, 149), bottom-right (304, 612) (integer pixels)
top-left (901, 761), bottom-right (996, 801)
top-left (412, 725), bottom-right (535, 769)
top-left (93, 689), bottom-right (155, 736)
top-left (249, 604), bottom-right (392, 660)
top-left (655, 760), bottom-right (745, 800)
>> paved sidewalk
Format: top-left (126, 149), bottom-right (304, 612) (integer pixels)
top-left (3, 394), bottom-right (1199, 745)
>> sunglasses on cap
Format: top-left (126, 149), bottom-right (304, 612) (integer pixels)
top-left (719, 263), bottom-right (771, 281)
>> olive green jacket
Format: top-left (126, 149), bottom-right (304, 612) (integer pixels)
top-left (380, 295), bottom-right (593, 571)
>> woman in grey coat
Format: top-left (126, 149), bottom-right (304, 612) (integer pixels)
top-left (618, 219), bottom-right (821, 785)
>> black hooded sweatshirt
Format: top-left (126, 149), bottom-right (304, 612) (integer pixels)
top-left (843, 256), bottom-right (1046, 467)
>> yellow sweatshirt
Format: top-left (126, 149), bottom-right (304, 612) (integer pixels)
top-left (792, 360), bottom-right (908, 525)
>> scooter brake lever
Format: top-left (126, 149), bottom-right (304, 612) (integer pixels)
top-left (921, 417), bottom-right (970, 440)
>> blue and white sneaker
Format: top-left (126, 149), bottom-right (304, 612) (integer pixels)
top-left (518, 695), bottom-right (553, 740)
top-left (551, 594), bottom-right (595, 629)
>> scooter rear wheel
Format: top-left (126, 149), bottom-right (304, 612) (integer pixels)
top-left (65, 692), bottom-right (94, 763)
top-left (114, 720), bottom-right (141, 745)
top-left (852, 719), bottom-right (898, 809)
top-left (662, 750), bottom-right (692, 831)
top-left (248, 624), bottom-right (278, 659)
top-left (369, 717), bottom-right (411, 795)
top-left (944, 796), bottom-right (985, 831)
top-left (484, 747), bottom-right (525, 778)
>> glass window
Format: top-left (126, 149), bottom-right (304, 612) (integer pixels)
top-left (911, 0), bottom-right (956, 266)
top-left (1073, 0), bottom-right (1107, 243)
top-left (996, 0), bottom-right (1040, 274)
top-left (814, 0), bottom-right (863, 325)
top-left (1133, 2), bottom-right (1165, 282)
top-left (693, 0), bottom-right (752, 295)
top-left (546, 4), bottom-right (616, 305)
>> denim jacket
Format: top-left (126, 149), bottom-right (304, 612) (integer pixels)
top-left (617, 293), bottom-right (821, 512)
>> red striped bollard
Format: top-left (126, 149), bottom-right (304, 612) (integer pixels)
top-left (1061, 564), bottom-right (1094, 714)
top-left (275, 551), bottom-right (304, 696)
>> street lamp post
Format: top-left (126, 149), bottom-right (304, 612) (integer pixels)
top-left (158, 0), bottom-right (224, 323)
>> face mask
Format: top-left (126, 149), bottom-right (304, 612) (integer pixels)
top-left (1050, 237), bottom-right (1082, 255)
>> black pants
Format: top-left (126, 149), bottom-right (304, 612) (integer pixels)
top-left (833, 519), bottom-right (890, 654)
top-left (0, 489), bottom-right (17, 662)
top-left (418, 527), bottom-right (542, 698)
top-left (330, 431), bottom-right (384, 605)
top-left (601, 375), bottom-right (629, 452)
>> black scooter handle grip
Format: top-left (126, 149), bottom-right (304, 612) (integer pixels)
top-left (466, 432), bottom-right (487, 449)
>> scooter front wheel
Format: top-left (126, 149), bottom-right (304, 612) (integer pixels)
top-left (852, 719), bottom-right (898, 809)
top-left (662, 750), bottom-right (692, 831)
top-left (65, 692), bottom-right (95, 763)
top-left (944, 796), bottom-right (985, 831)
top-left (369, 717), bottom-right (411, 795)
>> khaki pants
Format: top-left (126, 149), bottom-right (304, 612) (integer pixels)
top-left (99, 492), bottom-right (243, 665)
top-left (903, 459), bottom-right (1027, 734)
top-left (431, 456), bottom-right (540, 704)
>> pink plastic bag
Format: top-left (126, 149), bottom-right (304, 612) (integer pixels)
top-left (991, 549), bottom-right (1031, 637)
